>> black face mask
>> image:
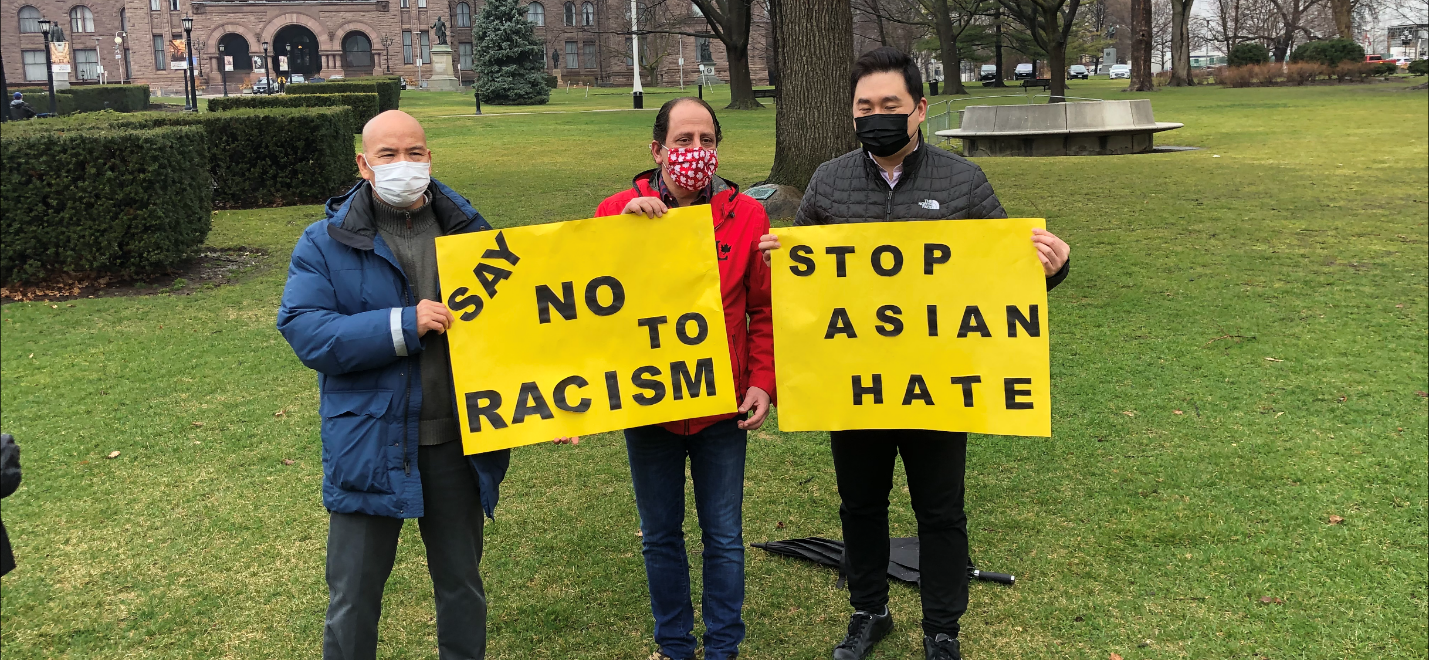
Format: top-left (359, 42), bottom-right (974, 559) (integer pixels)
top-left (855, 112), bottom-right (913, 157)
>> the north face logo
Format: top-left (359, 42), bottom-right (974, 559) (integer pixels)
top-left (920, 199), bottom-right (940, 210)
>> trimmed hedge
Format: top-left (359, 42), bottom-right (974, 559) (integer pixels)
top-left (286, 78), bottom-right (400, 113)
top-left (6, 107), bottom-right (359, 209)
top-left (16, 90), bottom-right (77, 115)
top-left (63, 84), bottom-right (151, 112)
top-left (1290, 38), bottom-right (1365, 67)
top-left (2, 124), bottom-right (211, 283)
top-left (207, 93), bottom-right (379, 132)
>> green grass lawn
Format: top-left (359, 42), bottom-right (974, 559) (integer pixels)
top-left (3, 78), bottom-right (1426, 659)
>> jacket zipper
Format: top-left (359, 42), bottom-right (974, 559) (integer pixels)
top-left (402, 284), bottom-right (412, 476)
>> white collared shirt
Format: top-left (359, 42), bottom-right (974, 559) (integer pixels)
top-left (869, 143), bottom-right (918, 188)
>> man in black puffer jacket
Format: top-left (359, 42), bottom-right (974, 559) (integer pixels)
top-left (760, 48), bottom-right (1071, 660)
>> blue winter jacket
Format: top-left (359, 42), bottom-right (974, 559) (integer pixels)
top-left (276, 178), bottom-right (510, 519)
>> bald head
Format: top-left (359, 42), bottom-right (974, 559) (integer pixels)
top-left (357, 110), bottom-right (432, 197)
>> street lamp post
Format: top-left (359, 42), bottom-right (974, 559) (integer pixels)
top-left (218, 43), bottom-right (229, 96)
top-left (381, 35), bottom-right (393, 73)
top-left (262, 41), bottom-right (271, 94)
top-left (182, 15), bottom-right (197, 111)
top-left (196, 39), bottom-right (205, 78)
top-left (38, 19), bottom-right (58, 116)
top-left (285, 43), bottom-right (292, 87)
top-left (114, 32), bottom-right (126, 84)
top-left (629, 0), bottom-right (641, 109)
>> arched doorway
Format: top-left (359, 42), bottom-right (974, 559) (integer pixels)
top-left (342, 31), bottom-right (374, 76)
top-left (272, 24), bottom-right (321, 77)
top-left (218, 33), bottom-right (252, 71)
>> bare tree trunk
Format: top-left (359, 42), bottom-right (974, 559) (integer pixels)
top-left (1129, 0), bottom-right (1156, 89)
top-left (767, 0), bottom-right (781, 87)
top-left (934, 0), bottom-right (969, 93)
top-left (693, 0), bottom-right (763, 109)
top-left (1168, 0), bottom-right (1195, 85)
top-left (993, 7), bottom-right (1007, 86)
top-left (766, 0), bottom-right (857, 189)
top-left (725, 43), bottom-right (759, 108)
top-left (1042, 2), bottom-right (1070, 101)
top-left (1330, 0), bottom-right (1353, 38)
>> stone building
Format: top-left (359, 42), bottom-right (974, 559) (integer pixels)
top-left (2, 0), bottom-right (771, 93)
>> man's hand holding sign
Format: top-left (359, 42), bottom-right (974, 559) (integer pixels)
top-left (436, 206), bottom-right (739, 454)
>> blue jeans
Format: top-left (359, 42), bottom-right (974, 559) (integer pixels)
top-left (625, 418), bottom-right (747, 660)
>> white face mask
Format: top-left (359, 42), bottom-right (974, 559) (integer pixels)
top-left (363, 156), bottom-right (431, 207)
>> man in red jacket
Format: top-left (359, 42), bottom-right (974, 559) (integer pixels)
top-left (593, 96), bottom-right (774, 660)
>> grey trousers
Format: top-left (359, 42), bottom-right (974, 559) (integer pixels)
top-left (323, 440), bottom-right (487, 660)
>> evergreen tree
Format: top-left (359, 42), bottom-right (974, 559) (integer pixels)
top-left (473, 0), bottom-right (550, 105)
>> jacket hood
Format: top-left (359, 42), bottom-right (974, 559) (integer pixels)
top-left (323, 178), bottom-right (490, 250)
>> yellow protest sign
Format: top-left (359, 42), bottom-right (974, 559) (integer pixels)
top-left (771, 218), bottom-right (1051, 437)
top-left (437, 206), bottom-right (737, 454)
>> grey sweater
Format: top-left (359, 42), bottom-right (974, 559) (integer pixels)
top-left (374, 192), bottom-right (461, 446)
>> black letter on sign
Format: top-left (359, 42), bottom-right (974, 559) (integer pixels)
top-left (871, 245), bottom-right (903, 276)
top-left (825, 308), bottom-right (858, 339)
top-left (949, 375), bottom-right (982, 407)
top-left (826, 246), bottom-right (856, 277)
top-left (902, 374), bottom-right (935, 405)
top-left (553, 375), bottom-right (591, 413)
top-left (631, 366), bottom-right (666, 406)
top-left (1007, 304), bottom-right (1040, 337)
top-left (465, 390), bottom-right (507, 431)
top-left (924, 243), bottom-right (951, 274)
top-left (474, 263), bottom-right (512, 298)
top-left (1004, 377), bottom-right (1034, 410)
top-left (604, 370), bottom-right (623, 411)
top-left (535, 282), bottom-right (577, 324)
top-left (957, 305), bottom-right (991, 338)
top-left (638, 316), bottom-right (668, 349)
top-left (511, 382), bottom-right (555, 424)
top-left (852, 374), bottom-right (883, 405)
top-left (875, 305), bottom-right (903, 337)
top-left (670, 358), bottom-right (717, 400)
top-left (585, 276), bottom-right (625, 316)
top-left (447, 286), bottom-right (484, 321)
top-left (927, 305), bottom-right (939, 337)
top-left (481, 231), bottom-right (520, 265)
top-left (789, 245), bottom-right (816, 276)
top-left (675, 312), bottom-right (709, 345)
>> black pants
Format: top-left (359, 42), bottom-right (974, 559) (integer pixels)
top-left (831, 429), bottom-right (969, 638)
top-left (323, 440), bottom-right (487, 660)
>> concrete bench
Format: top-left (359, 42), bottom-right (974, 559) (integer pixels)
top-left (935, 99), bottom-right (1183, 156)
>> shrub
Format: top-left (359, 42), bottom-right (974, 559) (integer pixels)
top-left (1290, 38), bottom-right (1365, 67)
top-left (1248, 62), bottom-right (1285, 86)
top-left (1283, 62), bottom-right (1325, 85)
top-left (16, 90), bottom-right (77, 115)
top-left (7, 107), bottom-right (358, 209)
top-left (473, 0), bottom-right (551, 104)
top-left (1369, 61), bottom-right (1399, 76)
top-left (545, 74), bottom-right (558, 88)
top-left (1331, 60), bottom-right (1375, 82)
top-left (1228, 42), bottom-right (1271, 67)
top-left (207, 93), bottom-right (378, 132)
top-left (62, 84), bottom-right (151, 112)
top-left (1, 124), bottom-right (211, 283)
top-left (286, 79), bottom-right (399, 113)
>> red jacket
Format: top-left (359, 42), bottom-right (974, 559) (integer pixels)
top-left (596, 171), bottom-right (776, 435)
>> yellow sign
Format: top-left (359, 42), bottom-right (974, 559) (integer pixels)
top-left (437, 206), bottom-right (737, 454)
top-left (771, 218), bottom-right (1051, 437)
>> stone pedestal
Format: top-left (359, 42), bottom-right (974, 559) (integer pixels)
top-left (425, 44), bottom-right (461, 92)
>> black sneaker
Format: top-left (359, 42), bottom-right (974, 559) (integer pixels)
top-left (831, 608), bottom-right (893, 660)
top-left (924, 633), bottom-right (962, 660)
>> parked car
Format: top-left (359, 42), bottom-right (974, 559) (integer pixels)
top-left (251, 77), bottom-right (277, 94)
top-left (1015, 62), bottom-right (1034, 79)
top-left (289, 74), bottom-right (306, 84)
top-left (328, 75), bottom-right (345, 81)
top-left (308, 76), bottom-right (326, 83)
top-left (1068, 64), bottom-right (1089, 79)
top-left (1390, 57), bottom-right (1413, 68)
top-left (1365, 54), bottom-right (1387, 63)
top-left (1108, 64), bottom-right (1131, 79)
top-left (980, 64), bottom-right (998, 82)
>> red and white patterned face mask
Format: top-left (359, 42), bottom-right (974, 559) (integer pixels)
top-left (661, 145), bottom-right (719, 191)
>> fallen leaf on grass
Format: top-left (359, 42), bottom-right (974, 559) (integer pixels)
top-left (1259, 596), bottom-right (1284, 604)
top-left (1328, 515), bottom-right (1344, 525)
top-left (1173, 410), bottom-right (1183, 415)
top-left (1275, 411), bottom-right (1285, 418)
top-left (1416, 391), bottom-right (1428, 398)
top-left (274, 409), bottom-right (287, 418)
top-left (1110, 654), bottom-right (1124, 660)
top-left (282, 459), bottom-right (295, 466)
top-left (1395, 304), bottom-right (1404, 308)
top-left (776, 521), bottom-right (786, 529)
top-left (106, 451), bottom-right (120, 459)
top-left (192, 421), bottom-right (204, 427)
top-left (1122, 411), bottom-right (1136, 417)
top-left (1264, 357), bottom-right (1283, 362)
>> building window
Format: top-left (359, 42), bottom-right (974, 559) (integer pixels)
top-left (458, 41), bottom-right (472, 69)
top-left (400, 0), bottom-right (408, 8)
top-left (23, 50), bottom-right (46, 80)
top-left (76, 48), bottom-right (100, 79)
top-left (418, 0), bottom-right (426, 8)
top-left (119, 8), bottom-right (125, 30)
top-left (563, 1), bottom-right (574, 26)
top-left (153, 35), bottom-right (165, 70)
top-left (19, 6), bottom-right (41, 32)
top-left (691, 1), bottom-right (702, 16)
top-left (169, 0), bottom-right (179, 10)
top-left (581, 1), bottom-right (593, 25)
top-left (402, 30), bottom-right (412, 63)
top-left (420, 30), bottom-right (431, 63)
top-left (70, 6), bottom-right (94, 33)
top-left (564, 40), bottom-right (577, 68)
top-left (343, 31), bottom-right (373, 68)
top-left (582, 41), bottom-right (595, 68)
top-left (456, 2), bottom-right (470, 27)
top-left (150, 0), bottom-right (160, 10)
top-left (526, 2), bottom-right (544, 25)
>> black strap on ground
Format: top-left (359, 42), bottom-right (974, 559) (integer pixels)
top-left (752, 537), bottom-right (1015, 587)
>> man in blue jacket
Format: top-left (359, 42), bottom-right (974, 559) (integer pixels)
top-left (277, 110), bottom-right (509, 660)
